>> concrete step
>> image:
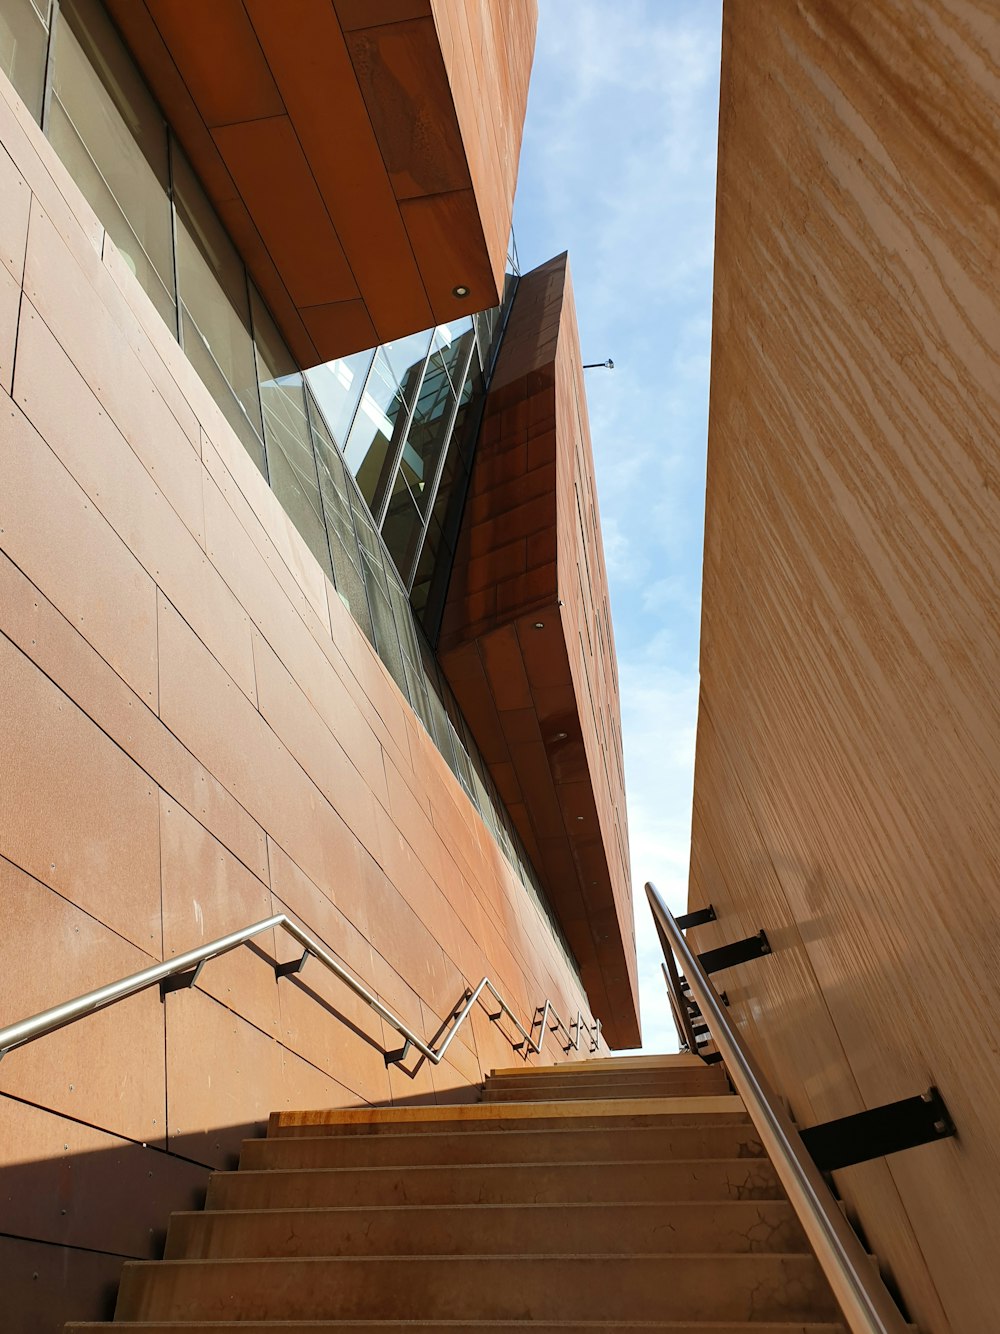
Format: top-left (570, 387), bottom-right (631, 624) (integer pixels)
top-left (268, 1098), bottom-right (749, 1137)
top-left (240, 1124), bottom-right (766, 1170)
top-left (482, 1080), bottom-right (728, 1102)
top-left (164, 1199), bottom-right (808, 1260)
top-left (114, 1254), bottom-right (839, 1323)
top-left (491, 1053), bottom-right (709, 1076)
top-left (70, 1322), bottom-right (851, 1333)
top-left (483, 1068), bottom-right (728, 1091)
top-left (205, 1159), bottom-right (783, 1210)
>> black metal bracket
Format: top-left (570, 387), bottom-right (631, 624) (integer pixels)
top-left (680, 986), bottom-right (729, 1012)
top-left (274, 949), bottom-right (310, 980)
top-left (800, 1086), bottom-right (956, 1172)
top-left (676, 904), bottom-right (717, 930)
top-left (698, 931), bottom-right (770, 974)
top-left (160, 960), bottom-right (205, 997)
top-left (384, 1038), bottom-right (412, 1067)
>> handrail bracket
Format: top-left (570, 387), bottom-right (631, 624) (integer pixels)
top-left (160, 959), bottom-right (205, 997)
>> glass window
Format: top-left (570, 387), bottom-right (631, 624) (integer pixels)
top-left (417, 640), bottom-right (460, 777)
top-left (448, 343), bottom-right (483, 473)
top-left (349, 485), bottom-right (408, 695)
top-left (473, 307), bottom-right (495, 366)
top-left (403, 344), bottom-right (458, 514)
top-left (173, 146), bottom-right (265, 471)
top-left (48, 0), bottom-right (174, 324)
top-left (381, 468), bottom-right (424, 586)
top-left (408, 512), bottom-right (440, 620)
top-left (0, 0), bottom-right (48, 122)
top-left (387, 570), bottom-right (432, 729)
top-left (432, 317), bottom-right (474, 390)
top-left (304, 347), bottom-right (374, 448)
top-left (307, 387), bottom-right (375, 646)
top-left (381, 329), bottom-right (432, 408)
top-left (251, 287), bottom-right (331, 579)
top-left (344, 348), bottom-right (409, 514)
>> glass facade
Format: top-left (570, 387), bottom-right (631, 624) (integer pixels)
top-left (0, 0), bottom-right (575, 975)
top-left (0, 0), bottom-right (48, 123)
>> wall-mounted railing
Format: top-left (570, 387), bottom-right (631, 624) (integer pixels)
top-left (525, 998), bottom-right (601, 1058)
top-left (646, 881), bottom-right (911, 1334)
top-left (0, 913), bottom-right (599, 1070)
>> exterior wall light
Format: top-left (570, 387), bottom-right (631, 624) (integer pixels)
top-left (452, 284), bottom-right (470, 298)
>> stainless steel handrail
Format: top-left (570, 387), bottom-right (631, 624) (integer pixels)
top-left (0, 912), bottom-right (600, 1070)
top-left (646, 881), bottom-right (910, 1334)
top-left (526, 1000), bottom-right (601, 1056)
top-left (661, 961), bottom-right (695, 1054)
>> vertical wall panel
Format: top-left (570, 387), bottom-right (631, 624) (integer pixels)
top-left (694, 3), bottom-right (1000, 1330)
top-left (0, 56), bottom-right (600, 1331)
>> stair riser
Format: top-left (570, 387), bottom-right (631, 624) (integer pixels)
top-left (269, 1110), bottom-right (751, 1137)
top-left (165, 1199), bottom-right (808, 1259)
top-left (240, 1125), bottom-right (765, 1170)
top-left (69, 1323), bottom-right (850, 1332)
top-left (116, 1255), bottom-right (838, 1323)
top-left (483, 1082), bottom-right (728, 1102)
top-left (206, 1160), bottom-right (783, 1210)
top-left (492, 1054), bottom-right (707, 1074)
top-left (484, 1072), bottom-right (728, 1091)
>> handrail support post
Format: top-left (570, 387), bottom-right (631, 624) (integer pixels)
top-left (160, 959), bottom-right (205, 997)
top-left (274, 949), bottom-right (311, 980)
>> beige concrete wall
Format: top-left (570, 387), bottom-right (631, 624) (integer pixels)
top-left (0, 67), bottom-right (598, 1331)
top-left (690, 3), bottom-right (1000, 1331)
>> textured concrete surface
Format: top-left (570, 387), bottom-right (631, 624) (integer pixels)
top-left (690, 3), bottom-right (1000, 1331)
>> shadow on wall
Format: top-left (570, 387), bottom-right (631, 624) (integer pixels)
top-left (2, 1066), bottom-right (478, 1334)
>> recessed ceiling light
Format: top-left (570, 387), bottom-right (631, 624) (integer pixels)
top-left (532, 621), bottom-right (544, 629)
top-left (552, 731), bottom-right (568, 742)
top-left (575, 815), bottom-right (585, 822)
top-left (452, 284), bottom-right (470, 298)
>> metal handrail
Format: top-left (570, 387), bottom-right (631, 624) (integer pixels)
top-left (0, 912), bottom-right (600, 1070)
top-left (646, 882), bottom-right (909, 1334)
top-left (526, 1000), bottom-right (601, 1056)
top-left (661, 961), bottom-right (696, 1054)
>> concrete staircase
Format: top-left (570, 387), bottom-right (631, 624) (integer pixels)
top-left (66, 1053), bottom-right (849, 1331)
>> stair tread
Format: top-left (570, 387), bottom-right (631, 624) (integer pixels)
top-left (166, 1197), bottom-right (809, 1259)
top-left (207, 1158), bottom-right (784, 1209)
top-left (70, 1323), bottom-right (853, 1331)
top-left (222, 1156), bottom-right (776, 1170)
top-left (251, 1125), bottom-right (760, 1142)
top-left (268, 1095), bottom-right (745, 1134)
top-left (123, 1252), bottom-right (831, 1263)
top-left (172, 1200), bottom-right (805, 1221)
top-left (114, 1253), bottom-right (837, 1324)
top-left (239, 1127), bottom-right (765, 1171)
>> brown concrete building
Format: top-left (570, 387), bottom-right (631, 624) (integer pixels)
top-left (2, 0), bottom-right (996, 1329)
top-left (685, 3), bottom-right (1000, 1331)
top-left (0, 1), bottom-right (636, 1326)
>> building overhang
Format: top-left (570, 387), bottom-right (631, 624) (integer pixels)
top-left (105, 0), bottom-right (537, 368)
top-left (439, 254), bottom-right (640, 1048)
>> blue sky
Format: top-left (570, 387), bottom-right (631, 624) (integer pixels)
top-left (512, 1), bottom-right (723, 1053)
